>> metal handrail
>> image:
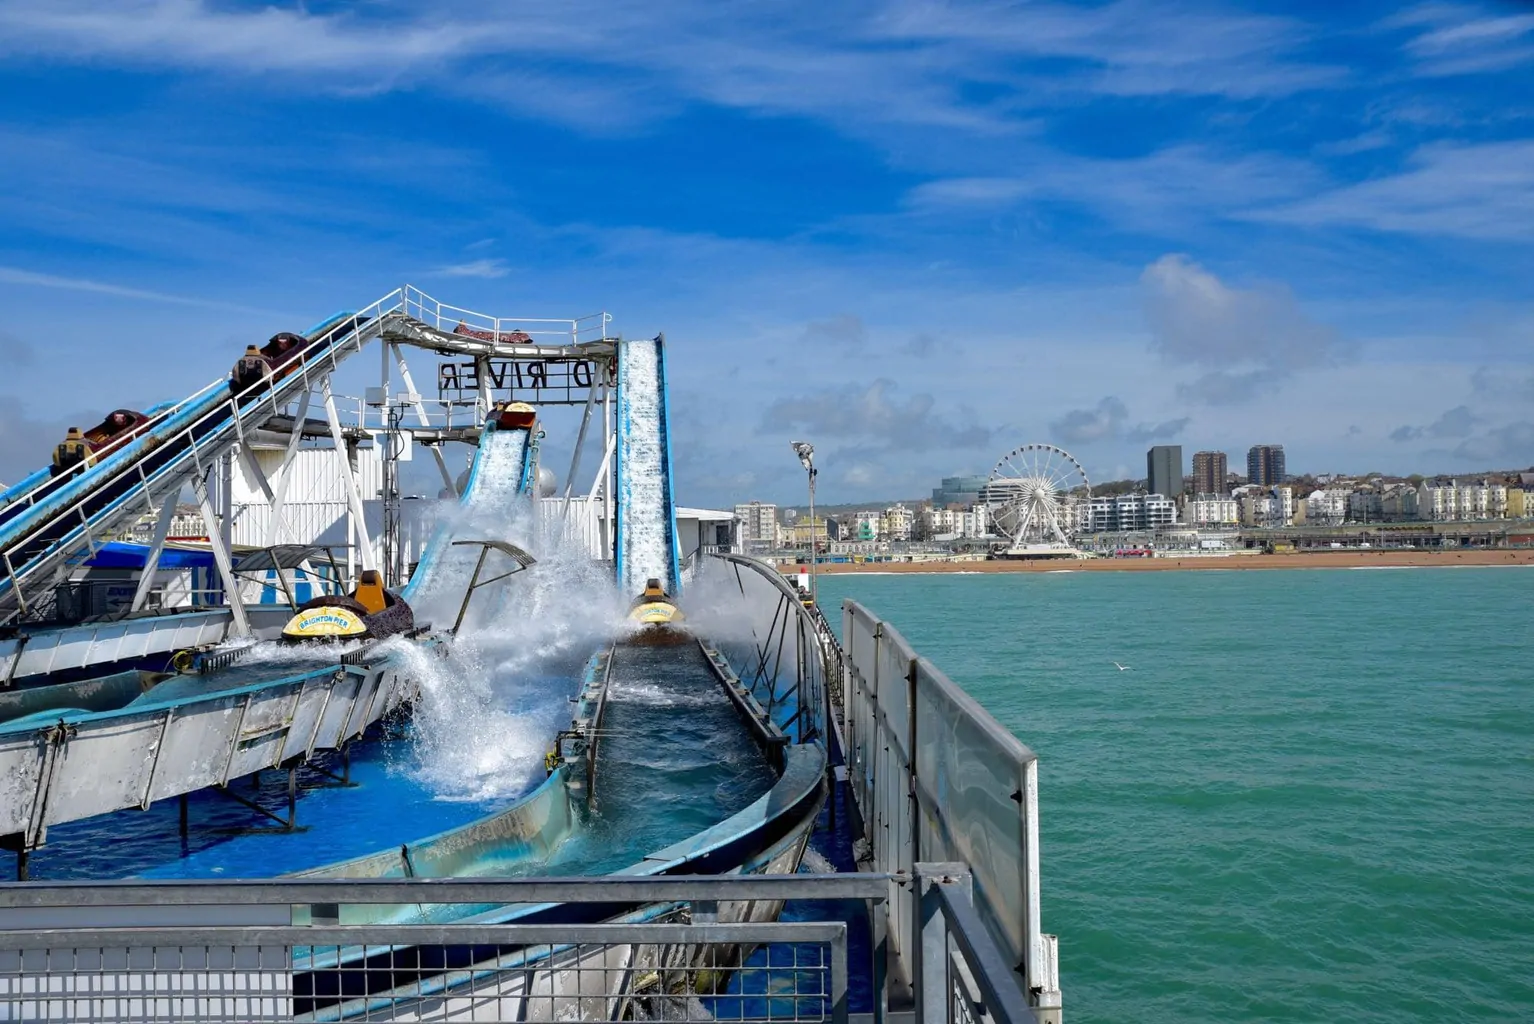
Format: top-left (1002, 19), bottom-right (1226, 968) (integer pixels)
top-left (0, 295), bottom-right (399, 620)
top-left (0, 376), bottom-right (228, 522)
top-left (0, 873), bottom-right (894, 907)
top-left (402, 285), bottom-right (610, 344)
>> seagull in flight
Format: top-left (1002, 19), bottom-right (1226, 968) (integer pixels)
top-left (1112, 662), bottom-right (1131, 671)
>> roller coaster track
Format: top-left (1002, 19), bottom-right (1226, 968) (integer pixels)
top-left (0, 287), bottom-right (613, 628)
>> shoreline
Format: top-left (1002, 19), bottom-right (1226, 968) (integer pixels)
top-left (778, 549), bottom-right (1534, 575)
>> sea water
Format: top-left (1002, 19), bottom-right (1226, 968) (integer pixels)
top-left (815, 567), bottom-right (1534, 1024)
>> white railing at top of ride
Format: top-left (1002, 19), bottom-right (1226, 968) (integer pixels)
top-left (3, 284), bottom-right (610, 517)
top-left (403, 284), bottom-right (611, 344)
top-left (0, 286), bottom-right (611, 594)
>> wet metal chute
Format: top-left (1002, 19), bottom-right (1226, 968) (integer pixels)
top-left (449, 540), bottom-right (537, 634)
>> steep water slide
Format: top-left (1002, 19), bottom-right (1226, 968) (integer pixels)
top-left (614, 335), bottom-right (682, 598)
top-left (0, 309), bottom-right (378, 625)
top-left (400, 423), bottom-right (537, 617)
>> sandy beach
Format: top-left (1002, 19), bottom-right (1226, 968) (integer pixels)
top-left (782, 549), bottom-right (1534, 574)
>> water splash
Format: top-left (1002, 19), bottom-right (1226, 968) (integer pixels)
top-left (382, 432), bottom-right (628, 805)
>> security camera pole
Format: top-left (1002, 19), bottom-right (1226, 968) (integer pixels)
top-left (791, 441), bottom-right (817, 604)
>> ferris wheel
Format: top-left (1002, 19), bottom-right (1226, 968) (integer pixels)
top-left (986, 444), bottom-right (1091, 551)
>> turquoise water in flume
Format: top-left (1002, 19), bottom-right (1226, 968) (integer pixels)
top-left (816, 567), bottom-right (1534, 1023)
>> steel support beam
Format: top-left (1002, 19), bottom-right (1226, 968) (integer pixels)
top-left (265, 388), bottom-right (312, 547)
top-left (322, 379), bottom-right (376, 574)
top-left (193, 473), bottom-right (250, 637)
top-left (560, 374), bottom-right (603, 523)
top-left (128, 497), bottom-right (178, 614)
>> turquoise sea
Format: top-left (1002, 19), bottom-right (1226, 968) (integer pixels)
top-left (815, 567), bottom-right (1534, 1024)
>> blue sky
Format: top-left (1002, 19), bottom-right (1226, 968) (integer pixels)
top-left (0, 0), bottom-right (1532, 505)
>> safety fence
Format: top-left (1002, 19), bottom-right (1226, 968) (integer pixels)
top-left (842, 602), bottom-right (1061, 1024)
top-left (0, 870), bottom-right (1025, 1024)
top-left (403, 285), bottom-right (611, 346)
top-left (698, 555), bottom-right (836, 749)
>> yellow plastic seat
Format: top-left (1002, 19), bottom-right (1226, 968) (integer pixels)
top-left (352, 570), bottom-right (388, 616)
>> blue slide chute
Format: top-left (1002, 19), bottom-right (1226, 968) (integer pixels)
top-left (614, 335), bottom-right (682, 599)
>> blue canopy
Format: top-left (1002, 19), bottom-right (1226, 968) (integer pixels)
top-left (84, 542), bottom-right (217, 570)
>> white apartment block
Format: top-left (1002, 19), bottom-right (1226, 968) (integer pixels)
top-left (1188, 496), bottom-right (1239, 527)
top-left (1418, 481), bottom-right (1508, 521)
top-left (1304, 489), bottom-right (1350, 526)
top-left (1348, 490), bottom-right (1383, 521)
top-left (734, 501), bottom-right (779, 549)
top-left (1079, 493), bottom-right (1177, 533)
top-left (919, 506), bottom-right (959, 539)
top-left (1242, 486), bottom-right (1294, 528)
top-left (919, 504), bottom-right (992, 540)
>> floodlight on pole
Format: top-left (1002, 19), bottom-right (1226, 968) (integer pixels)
top-left (790, 441), bottom-right (818, 604)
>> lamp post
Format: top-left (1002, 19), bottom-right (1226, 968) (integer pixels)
top-left (791, 441), bottom-right (817, 604)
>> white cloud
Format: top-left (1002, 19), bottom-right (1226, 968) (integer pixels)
top-left (1252, 140), bottom-right (1534, 241)
top-left (1387, 4), bottom-right (1534, 76)
top-left (906, 145), bottom-right (1318, 230)
top-left (0, 265), bottom-right (266, 313)
top-left (431, 259), bottom-right (511, 280)
top-left (1140, 254), bottom-right (1341, 404)
top-left (0, 0), bottom-right (1347, 140)
top-left (761, 378), bottom-right (992, 453)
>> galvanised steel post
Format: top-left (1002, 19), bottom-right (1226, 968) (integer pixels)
top-left (791, 441), bottom-right (817, 604)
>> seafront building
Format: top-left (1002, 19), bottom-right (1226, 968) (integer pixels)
top-left (1418, 480), bottom-right (1508, 521)
top-left (1302, 489), bottom-right (1350, 527)
top-left (1188, 495), bottom-right (1240, 527)
top-left (734, 500), bottom-right (779, 552)
top-left (1240, 486), bottom-right (1294, 527)
top-left (1192, 451), bottom-right (1228, 496)
top-left (739, 466), bottom-right (1534, 565)
top-left (931, 475), bottom-right (989, 508)
top-left (880, 504), bottom-right (916, 541)
top-left (1079, 493), bottom-right (1177, 532)
top-left (1146, 446), bottom-right (1184, 501)
top-left (1247, 445), bottom-right (1287, 486)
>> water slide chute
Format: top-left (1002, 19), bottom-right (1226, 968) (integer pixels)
top-left (615, 335), bottom-right (685, 641)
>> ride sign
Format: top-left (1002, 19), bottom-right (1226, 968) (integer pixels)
top-left (437, 358), bottom-right (613, 405)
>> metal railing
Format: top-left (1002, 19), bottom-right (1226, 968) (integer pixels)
top-left (842, 603), bottom-right (1061, 1024)
top-left (0, 302), bottom-right (390, 623)
top-left (0, 871), bottom-right (1029, 1024)
top-left (403, 285), bottom-right (611, 345)
top-left (0, 285), bottom-right (615, 623)
top-left (700, 554), bottom-right (835, 748)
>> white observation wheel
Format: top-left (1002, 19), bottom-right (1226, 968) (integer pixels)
top-left (987, 443), bottom-right (1091, 550)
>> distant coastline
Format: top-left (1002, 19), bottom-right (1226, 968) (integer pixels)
top-left (779, 549), bottom-right (1534, 574)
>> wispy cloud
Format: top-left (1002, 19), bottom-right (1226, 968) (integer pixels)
top-left (1049, 396), bottom-right (1189, 447)
top-left (907, 145), bottom-right (1318, 230)
top-left (1387, 4), bottom-right (1534, 76)
top-left (1252, 140), bottom-right (1534, 240)
top-left (0, 265), bottom-right (267, 313)
top-left (0, 0), bottom-right (1348, 140)
top-left (1390, 404), bottom-right (1478, 442)
top-left (760, 378), bottom-right (992, 454)
top-left (431, 258), bottom-right (512, 280)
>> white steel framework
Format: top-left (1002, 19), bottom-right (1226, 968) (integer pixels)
top-left (986, 443), bottom-right (1090, 557)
